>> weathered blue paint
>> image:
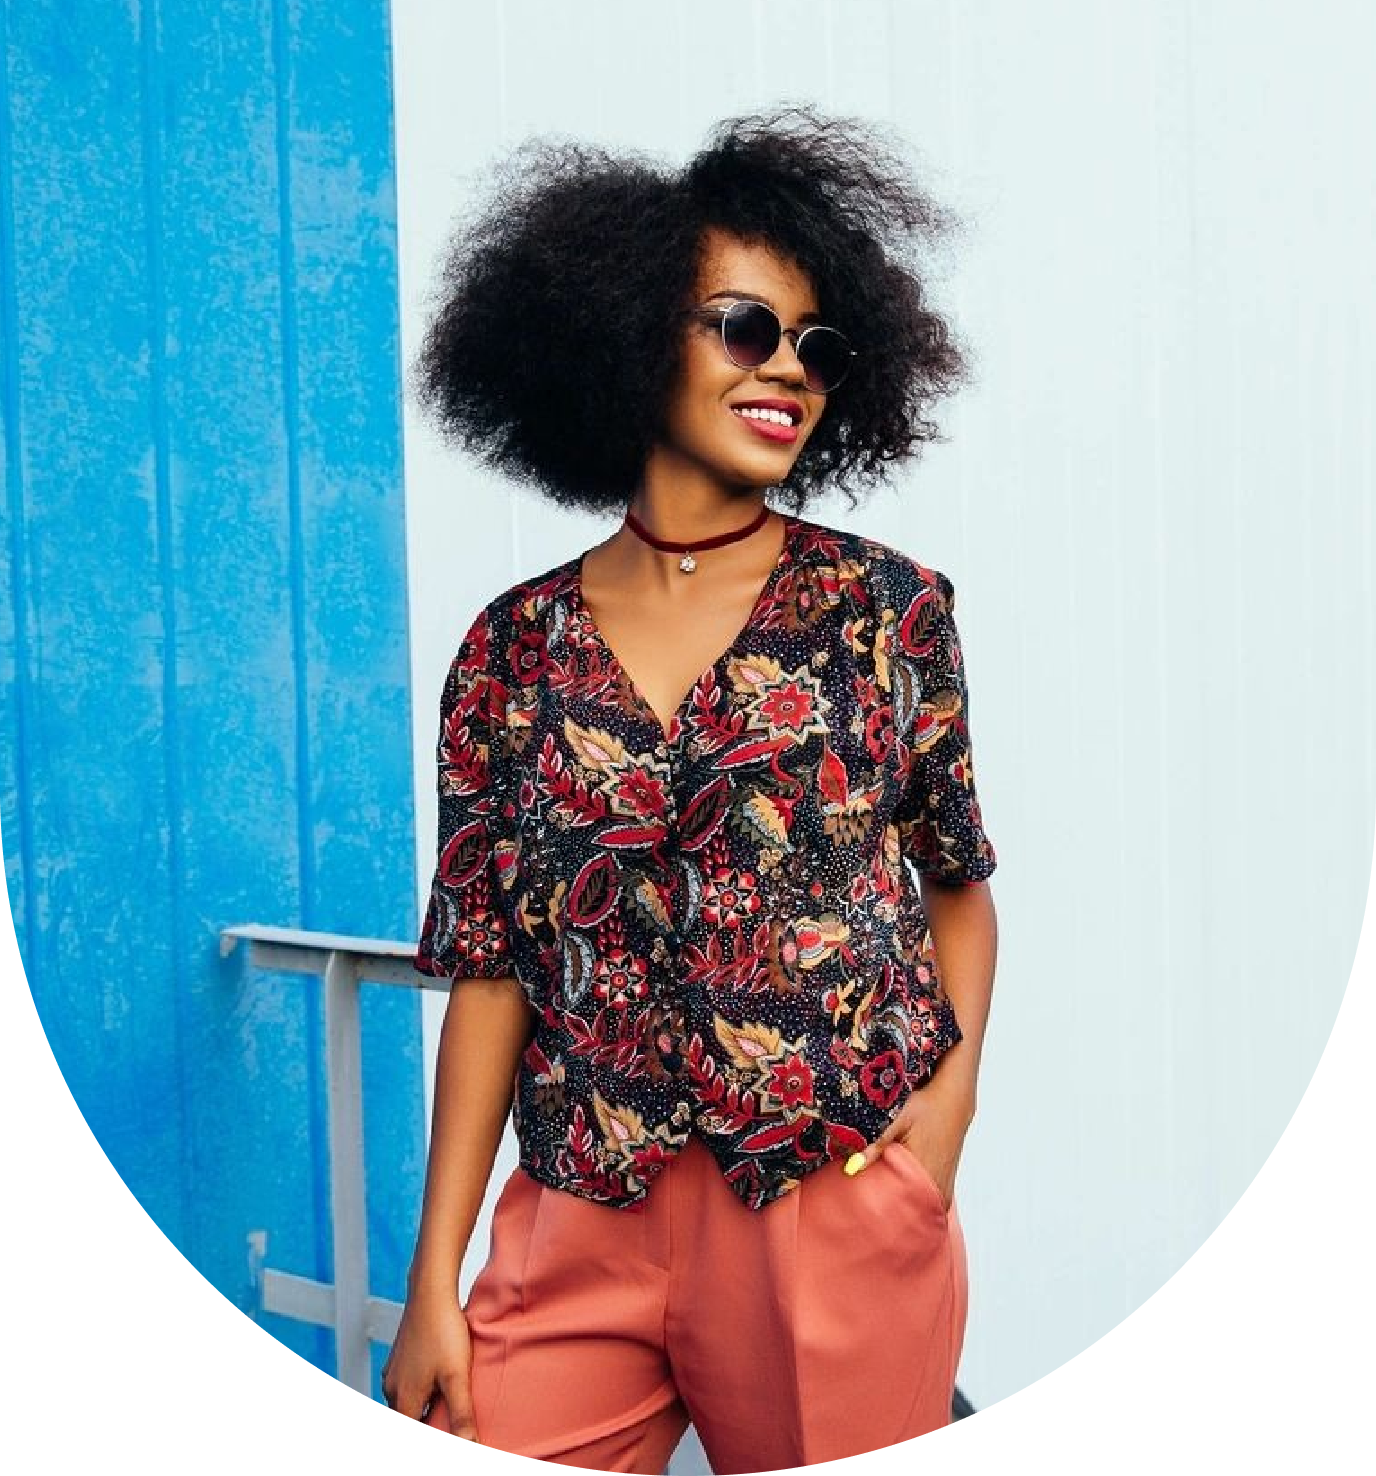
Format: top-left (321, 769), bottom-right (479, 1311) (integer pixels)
top-left (0, 0), bottom-right (34, 979)
top-left (1, 0), bottom-right (421, 1392)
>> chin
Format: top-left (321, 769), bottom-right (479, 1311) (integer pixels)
top-left (712, 475), bottom-right (776, 499)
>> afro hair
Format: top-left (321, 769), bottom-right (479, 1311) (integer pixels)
top-left (411, 103), bottom-right (971, 514)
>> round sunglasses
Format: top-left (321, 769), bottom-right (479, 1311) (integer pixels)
top-left (681, 299), bottom-right (857, 394)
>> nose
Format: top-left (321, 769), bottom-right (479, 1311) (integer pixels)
top-left (757, 331), bottom-right (808, 386)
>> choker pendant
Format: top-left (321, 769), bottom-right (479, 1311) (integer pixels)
top-left (623, 504), bottom-right (771, 575)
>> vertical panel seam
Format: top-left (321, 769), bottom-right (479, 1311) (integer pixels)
top-left (138, 0), bottom-right (198, 1264)
top-left (269, 0), bottom-right (315, 920)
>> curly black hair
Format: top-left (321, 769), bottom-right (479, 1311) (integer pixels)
top-left (411, 103), bottom-right (971, 515)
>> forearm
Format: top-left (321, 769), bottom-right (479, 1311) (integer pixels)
top-left (919, 877), bottom-right (998, 1106)
top-left (406, 974), bottom-right (535, 1297)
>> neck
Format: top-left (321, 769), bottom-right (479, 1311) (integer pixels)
top-left (620, 448), bottom-right (773, 549)
top-left (585, 482), bottom-right (780, 600)
top-left (625, 492), bottom-right (770, 544)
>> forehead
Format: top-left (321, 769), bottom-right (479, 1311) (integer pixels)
top-left (693, 227), bottom-right (819, 312)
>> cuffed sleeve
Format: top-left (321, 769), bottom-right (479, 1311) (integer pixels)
top-left (891, 567), bottom-right (998, 885)
top-left (414, 606), bottom-right (516, 979)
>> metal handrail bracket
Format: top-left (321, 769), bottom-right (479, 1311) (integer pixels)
top-left (221, 923), bottom-right (430, 1391)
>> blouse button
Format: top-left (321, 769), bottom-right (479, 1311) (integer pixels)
top-left (654, 742), bottom-right (669, 760)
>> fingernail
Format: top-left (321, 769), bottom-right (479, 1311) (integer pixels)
top-left (843, 1151), bottom-right (867, 1176)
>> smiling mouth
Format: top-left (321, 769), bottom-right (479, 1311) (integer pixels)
top-left (730, 406), bottom-right (800, 443)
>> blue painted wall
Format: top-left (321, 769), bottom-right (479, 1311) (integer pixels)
top-left (0, 0), bottom-right (421, 1389)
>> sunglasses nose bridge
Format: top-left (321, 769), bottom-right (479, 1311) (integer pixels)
top-left (755, 325), bottom-right (809, 384)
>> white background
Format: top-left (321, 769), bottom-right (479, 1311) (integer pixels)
top-left (395, 0), bottom-right (1376, 1419)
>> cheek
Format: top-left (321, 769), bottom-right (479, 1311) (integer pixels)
top-left (669, 335), bottom-right (736, 405)
top-left (662, 393), bottom-right (719, 450)
top-left (662, 376), bottom-right (734, 445)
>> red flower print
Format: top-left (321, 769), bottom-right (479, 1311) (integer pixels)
top-left (766, 1051), bottom-right (815, 1108)
top-left (612, 767), bottom-right (668, 818)
top-left (758, 680), bottom-right (816, 734)
top-left (454, 909), bottom-right (506, 965)
top-left (701, 868), bottom-right (761, 928)
top-left (508, 631), bottom-right (550, 684)
top-left (859, 1049), bottom-right (907, 1108)
top-left (592, 948), bottom-right (649, 1009)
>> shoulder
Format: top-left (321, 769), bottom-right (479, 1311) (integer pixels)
top-left (454, 554), bottom-right (582, 650)
top-left (440, 554), bottom-right (581, 719)
top-left (789, 515), bottom-right (954, 612)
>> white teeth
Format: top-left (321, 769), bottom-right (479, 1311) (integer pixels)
top-left (733, 407), bottom-right (794, 427)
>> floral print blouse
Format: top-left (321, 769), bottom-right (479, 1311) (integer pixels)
top-left (415, 513), bottom-right (997, 1212)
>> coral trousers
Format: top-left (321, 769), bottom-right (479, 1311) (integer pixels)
top-left (461, 1133), bottom-right (968, 1473)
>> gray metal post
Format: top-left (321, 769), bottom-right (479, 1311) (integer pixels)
top-left (324, 949), bottom-right (371, 1393)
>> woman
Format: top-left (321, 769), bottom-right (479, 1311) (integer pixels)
top-left (382, 105), bottom-right (999, 1473)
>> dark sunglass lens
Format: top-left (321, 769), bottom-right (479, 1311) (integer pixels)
top-left (798, 327), bottom-right (854, 392)
top-left (722, 301), bottom-right (780, 368)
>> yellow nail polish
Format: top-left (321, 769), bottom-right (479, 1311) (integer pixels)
top-left (843, 1151), bottom-right (867, 1176)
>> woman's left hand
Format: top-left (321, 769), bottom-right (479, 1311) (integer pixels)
top-left (844, 1078), bottom-right (975, 1211)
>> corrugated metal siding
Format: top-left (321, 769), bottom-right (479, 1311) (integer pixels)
top-left (1, 0), bottom-right (421, 1387)
top-left (393, 0), bottom-right (1376, 1419)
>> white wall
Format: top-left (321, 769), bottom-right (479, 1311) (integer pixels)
top-left (390, 0), bottom-right (1375, 1431)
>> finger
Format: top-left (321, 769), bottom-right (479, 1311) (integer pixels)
top-left (843, 1120), bottom-right (906, 1176)
top-left (438, 1375), bottom-right (479, 1441)
top-left (392, 1382), bottom-right (433, 1422)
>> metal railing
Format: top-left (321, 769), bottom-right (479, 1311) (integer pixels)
top-left (219, 923), bottom-right (442, 1392)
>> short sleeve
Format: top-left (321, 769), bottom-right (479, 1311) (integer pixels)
top-left (414, 606), bottom-right (515, 979)
top-left (890, 567), bottom-right (998, 885)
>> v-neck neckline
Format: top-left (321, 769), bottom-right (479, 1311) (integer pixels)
top-left (570, 511), bottom-right (802, 745)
